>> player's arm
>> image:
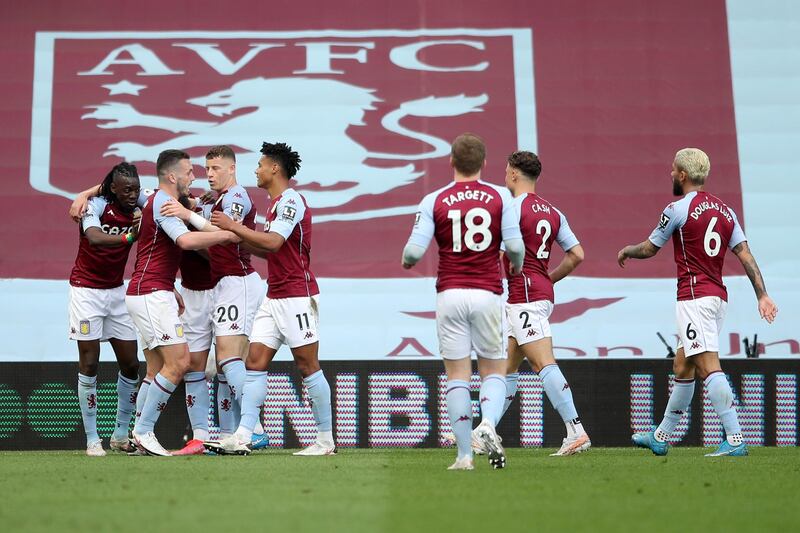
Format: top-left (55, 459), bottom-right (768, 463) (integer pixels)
top-left (617, 203), bottom-right (682, 268)
top-left (500, 193), bottom-right (524, 274)
top-left (402, 197), bottom-right (435, 269)
top-left (160, 200), bottom-right (220, 232)
top-left (175, 229), bottom-right (238, 250)
top-left (214, 213), bottom-right (286, 253)
top-left (550, 244), bottom-right (584, 283)
top-left (728, 208), bottom-right (778, 323)
top-left (83, 227), bottom-right (137, 248)
top-left (617, 240), bottom-right (659, 267)
top-left (70, 184), bottom-right (102, 222)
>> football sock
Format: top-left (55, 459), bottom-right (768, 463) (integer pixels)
top-left (217, 377), bottom-right (237, 437)
top-left (253, 419), bottom-right (265, 435)
top-left (446, 380), bottom-right (473, 459)
top-left (235, 370), bottom-right (268, 442)
top-left (135, 379), bottom-right (151, 424)
top-left (134, 373), bottom-right (176, 434)
top-left (184, 371), bottom-right (209, 442)
top-left (219, 357), bottom-right (246, 402)
top-left (502, 372), bottom-right (520, 417)
top-left (479, 374), bottom-right (506, 427)
top-left (539, 364), bottom-right (584, 438)
top-left (304, 370), bottom-right (333, 443)
top-left (113, 372), bottom-right (139, 441)
top-left (78, 373), bottom-right (99, 445)
top-left (705, 371), bottom-right (744, 446)
top-left (655, 378), bottom-right (694, 442)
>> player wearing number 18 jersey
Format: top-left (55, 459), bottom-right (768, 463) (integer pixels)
top-left (402, 133), bottom-right (524, 470)
top-left (619, 148), bottom-right (778, 457)
top-left (499, 151), bottom-right (591, 457)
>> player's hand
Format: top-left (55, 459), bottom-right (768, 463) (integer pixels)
top-left (758, 295), bottom-right (778, 324)
top-left (401, 261), bottom-right (413, 270)
top-left (199, 190), bottom-right (216, 205)
top-left (617, 247), bottom-right (629, 268)
top-left (131, 208), bottom-right (142, 236)
top-left (211, 211), bottom-right (235, 231)
top-left (160, 200), bottom-right (191, 221)
top-left (223, 230), bottom-right (241, 244)
top-left (173, 290), bottom-right (185, 316)
top-left (508, 263), bottom-right (521, 276)
top-left (69, 194), bottom-right (90, 223)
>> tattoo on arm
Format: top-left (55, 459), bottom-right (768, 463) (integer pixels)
top-left (626, 240), bottom-right (659, 259)
top-left (734, 242), bottom-right (768, 298)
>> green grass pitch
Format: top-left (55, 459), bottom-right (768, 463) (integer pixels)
top-left (1, 447), bottom-right (799, 533)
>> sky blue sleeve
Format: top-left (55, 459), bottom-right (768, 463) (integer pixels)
top-left (728, 206), bottom-right (747, 250)
top-left (268, 192), bottom-right (305, 239)
top-left (222, 186), bottom-right (252, 222)
top-left (407, 193), bottom-right (435, 249)
top-left (555, 208), bottom-right (580, 251)
top-left (500, 188), bottom-right (523, 242)
top-left (153, 193), bottom-right (190, 243)
top-left (648, 199), bottom-right (687, 248)
top-left (136, 188), bottom-right (154, 208)
top-left (81, 197), bottom-right (107, 232)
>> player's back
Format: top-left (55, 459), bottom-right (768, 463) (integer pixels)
top-left (128, 190), bottom-right (183, 295)
top-left (651, 190), bottom-right (744, 301)
top-left (428, 180), bottom-right (507, 294)
top-left (506, 193), bottom-right (570, 303)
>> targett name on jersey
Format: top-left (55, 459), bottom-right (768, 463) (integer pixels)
top-left (440, 189), bottom-right (495, 207)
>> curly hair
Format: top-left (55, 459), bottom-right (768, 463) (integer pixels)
top-left (260, 142), bottom-right (301, 178)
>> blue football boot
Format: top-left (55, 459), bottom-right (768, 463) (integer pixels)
top-left (631, 430), bottom-right (669, 456)
top-left (250, 432), bottom-right (270, 450)
top-left (705, 440), bottom-right (748, 457)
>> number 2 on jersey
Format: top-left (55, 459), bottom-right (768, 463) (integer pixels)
top-left (535, 219), bottom-right (552, 259)
top-left (447, 208), bottom-right (492, 252)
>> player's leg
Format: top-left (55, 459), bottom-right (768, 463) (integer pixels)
top-left (694, 352), bottom-right (747, 456)
top-left (174, 287), bottom-right (213, 455)
top-left (69, 286), bottom-right (106, 455)
top-left (126, 291), bottom-right (189, 455)
top-left (107, 338), bottom-right (140, 451)
top-left (135, 348), bottom-right (161, 429)
top-left (76, 339), bottom-right (104, 455)
top-left (103, 285), bottom-right (141, 450)
top-left (501, 336), bottom-right (526, 417)
top-left (438, 289), bottom-right (475, 470)
top-left (637, 347), bottom-right (696, 453)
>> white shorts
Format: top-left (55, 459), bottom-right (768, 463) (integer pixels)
top-left (125, 291), bottom-right (187, 350)
top-left (676, 296), bottom-right (727, 357)
top-left (436, 289), bottom-right (505, 360)
top-left (211, 272), bottom-right (264, 338)
top-left (250, 295), bottom-right (320, 349)
top-left (68, 285), bottom-right (137, 342)
top-left (180, 287), bottom-right (214, 353)
top-left (505, 300), bottom-right (553, 346)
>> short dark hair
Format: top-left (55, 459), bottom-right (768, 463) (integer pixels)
top-left (99, 162), bottom-right (139, 202)
top-left (156, 149), bottom-right (190, 177)
top-left (451, 133), bottom-right (485, 176)
top-left (260, 142), bottom-right (301, 179)
top-left (206, 145), bottom-right (236, 161)
top-left (507, 151), bottom-right (542, 180)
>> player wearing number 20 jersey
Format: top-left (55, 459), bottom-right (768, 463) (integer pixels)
top-left (403, 133), bottom-right (524, 471)
top-left (621, 148), bottom-right (777, 458)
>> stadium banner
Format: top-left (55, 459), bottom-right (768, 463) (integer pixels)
top-left (0, 359), bottom-right (796, 450)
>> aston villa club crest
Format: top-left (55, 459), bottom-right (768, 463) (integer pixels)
top-left (79, 320), bottom-right (90, 336)
top-left (30, 30), bottom-right (536, 271)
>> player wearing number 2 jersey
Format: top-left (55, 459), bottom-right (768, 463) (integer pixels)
top-left (619, 148), bottom-right (778, 457)
top-left (402, 133), bottom-right (524, 471)
top-left (498, 151), bottom-right (591, 457)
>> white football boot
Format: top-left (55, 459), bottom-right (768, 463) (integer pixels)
top-left (550, 433), bottom-right (591, 456)
top-left (447, 456), bottom-right (474, 471)
top-left (475, 420), bottom-right (506, 469)
top-left (132, 431), bottom-right (172, 456)
top-left (441, 430), bottom-right (488, 455)
top-left (86, 441), bottom-right (106, 457)
top-left (203, 434), bottom-right (251, 456)
top-left (293, 441), bottom-right (337, 456)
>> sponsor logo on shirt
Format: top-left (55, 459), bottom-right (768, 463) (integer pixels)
top-left (281, 206), bottom-right (297, 221)
top-left (230, 202), bottom-right (244, 221)
top-left (659, 213), bottom-right (670, 230)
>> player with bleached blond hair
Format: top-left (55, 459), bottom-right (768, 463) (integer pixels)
top-left (619, 147), bottom-right (778, 457)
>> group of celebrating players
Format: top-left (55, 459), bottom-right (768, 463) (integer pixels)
top-left (69, 143), bottom-right (332, 457)
top-left (67, 133), bottom-right (778, 468)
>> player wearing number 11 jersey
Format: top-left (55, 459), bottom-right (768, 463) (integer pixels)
top-left (402, 133), bottom-right (524, 470)
top-left (618, 148), bottom-right (778, 457)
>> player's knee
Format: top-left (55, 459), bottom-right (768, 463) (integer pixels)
top-left (672, 359), bottom-right (694, 380)
top-left (120, 359), bottom-right (140, 379)
top-left (295, 358), bottom-right (320, 378)
top-left (79, 360), bottom-right (99, 376)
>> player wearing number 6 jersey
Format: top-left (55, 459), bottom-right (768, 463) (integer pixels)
top-left (498, 151), bottom-right (591, 457)
top-left (402, 133), bottom-right (524, 470)
top-left (619, 148), bottom-right (778, 457)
